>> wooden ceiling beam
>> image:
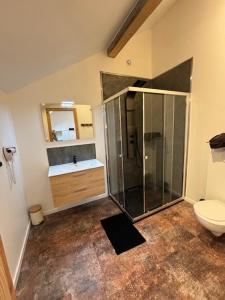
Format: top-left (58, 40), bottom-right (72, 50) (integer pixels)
top-left (107, 0), bottom-right (162, 58)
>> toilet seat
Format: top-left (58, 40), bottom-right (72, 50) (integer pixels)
top-left (194, 200), bottom-right (225, 222)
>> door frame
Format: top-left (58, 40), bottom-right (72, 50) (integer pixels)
top-left (0, 236), bottom-right (16, 299)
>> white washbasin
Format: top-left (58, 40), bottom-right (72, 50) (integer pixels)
top-left (48, 159), bottom-right (104, 177)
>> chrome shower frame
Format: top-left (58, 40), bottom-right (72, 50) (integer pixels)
top-left (103, 87), bottom-right (191, 222)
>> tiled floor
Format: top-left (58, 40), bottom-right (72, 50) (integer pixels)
top-left (16, 198), bottom-right (225, 300)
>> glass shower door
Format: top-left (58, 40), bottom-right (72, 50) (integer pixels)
top-left (144, 93), bottom-right (187, 212)
top-left (106, 92), bottom-right (145, 219)
top-left (120, 92), bottom-right (144, 218)
top-left (163, 95), bottom-right (187, 203)
top-left (144, 93), bottom-right (164, 212)
top-left (105, 98), bottom-right (124, 207)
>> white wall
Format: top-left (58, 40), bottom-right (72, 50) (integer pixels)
top-left (8, 29), bottom-right (152, 213)
top-left (151, 0), bottom-right (225, 202)
top-left (76, 105), bottom-right (94, 139)
top-left (0, 90), bottom-right (29, 283)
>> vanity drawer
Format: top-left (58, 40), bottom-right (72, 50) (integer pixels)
top-left (50, 167), bottom-right (105, 207)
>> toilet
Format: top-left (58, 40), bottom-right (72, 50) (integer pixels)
top-left (194, 200), bottom-right (225, 237)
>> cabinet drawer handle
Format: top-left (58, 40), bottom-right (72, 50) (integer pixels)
top-left (72, 187), bottom-right (87, 193)
top-left (71, 173), bottom-right (87, 178)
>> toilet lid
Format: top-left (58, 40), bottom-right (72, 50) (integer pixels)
top-left (194, 200), bottom-right (225, 222)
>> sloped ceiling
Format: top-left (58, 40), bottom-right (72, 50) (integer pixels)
top-left (0, 0), bottom-right (137, 92)
top-left (0, 0), bottom-right (176, 92)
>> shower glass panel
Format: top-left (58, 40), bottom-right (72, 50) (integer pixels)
top-left (144, 93), bottom-right (187, 210)
top-left (144, 93), bottom-right (164, 212)
top-left (163, 95), bottom-right (174, 203)
top-left (120, 92), bottom-right (144, 218)
top-left (105, 98), bottom-right (124, 206)
top-left (171, 96), bottom-right (186, 200)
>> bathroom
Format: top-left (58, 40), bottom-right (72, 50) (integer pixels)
top-left (1, 0), bottom-right (225, 299)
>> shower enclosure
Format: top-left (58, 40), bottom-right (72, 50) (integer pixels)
top-left (104, 87), bottom-right (189, 222)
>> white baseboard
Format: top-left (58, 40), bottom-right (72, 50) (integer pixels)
top-left (13, 221), bottom-right (31, 287)
top-left (44, 193), bottom-right (108, 215)
top-left (184, 196), bottom-right (197, 205)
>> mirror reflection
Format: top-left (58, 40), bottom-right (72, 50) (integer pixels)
top-left (41, 103), bottom-right (94, 142)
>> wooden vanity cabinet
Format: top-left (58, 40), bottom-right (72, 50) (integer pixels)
top-left (50, 166), bottom-right (105, 207)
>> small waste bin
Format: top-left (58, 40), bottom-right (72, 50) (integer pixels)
top-left (29, 204), bottom-right (44, 225)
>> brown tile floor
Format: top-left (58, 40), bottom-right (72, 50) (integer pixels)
top-left (16, 198), bottom-right (225, 300)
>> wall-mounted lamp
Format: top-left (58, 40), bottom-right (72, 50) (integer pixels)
top-left (61, 101), bottom-right (74, 108)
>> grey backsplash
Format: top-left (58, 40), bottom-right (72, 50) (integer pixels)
top-left (150, 58), bottom-right (193, 92)
top-left (47, 144), bottom-right (96, 166)
top-left (101, 58), bottom-right (193, 100)
top-left (101, 73), bottom-right (149, 100)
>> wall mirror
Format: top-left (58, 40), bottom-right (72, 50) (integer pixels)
top-left (41, 102), bottom-right (94, 142)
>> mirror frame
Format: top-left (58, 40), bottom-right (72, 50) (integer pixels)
top-left (41, 103), bottom-right (94, 143)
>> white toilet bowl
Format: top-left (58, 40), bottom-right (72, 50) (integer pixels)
top-left (194, 200), bottom-right (225, 237)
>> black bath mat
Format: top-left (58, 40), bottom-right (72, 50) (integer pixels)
top-left (101, 213), bottom-right (145, 255)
